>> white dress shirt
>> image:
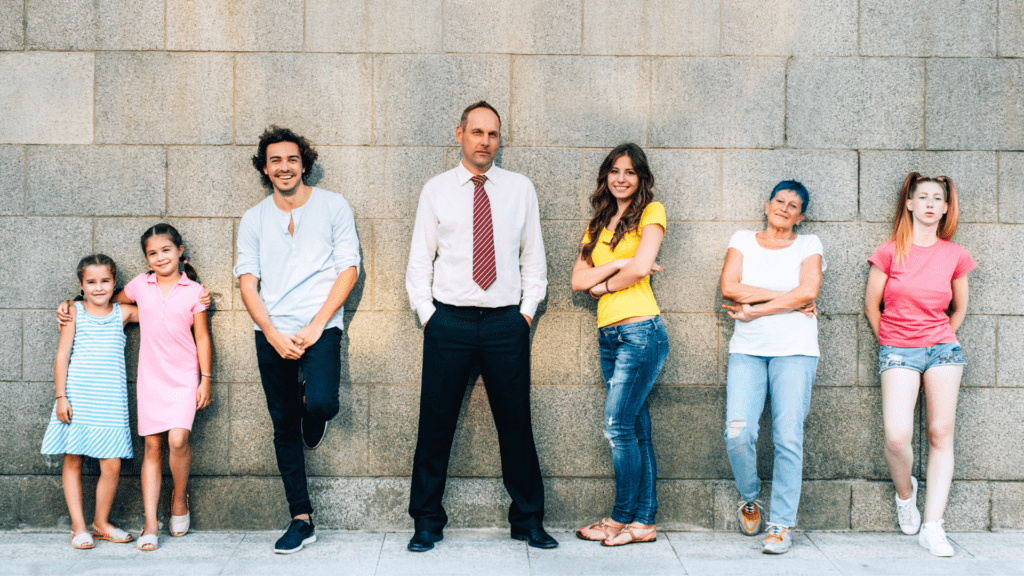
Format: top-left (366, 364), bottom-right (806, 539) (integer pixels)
top-left (406, 161), bottom-right (547, 325)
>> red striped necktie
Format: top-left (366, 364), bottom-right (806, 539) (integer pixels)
top-left (471, 174), bottom-right (496, 290)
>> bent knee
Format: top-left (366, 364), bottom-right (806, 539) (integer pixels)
top-left (306, 398), bottom-right (339, 421)
top-left (927, 424), bottom-right (954, 448)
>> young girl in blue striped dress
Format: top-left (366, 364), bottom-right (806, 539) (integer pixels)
top-left (41, 255), bottom-right (139, 549)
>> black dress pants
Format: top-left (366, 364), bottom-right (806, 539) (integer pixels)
top-left (255, 327), bottom-right (342, 518)
top-left (409, 301), bottom-right (545, 532)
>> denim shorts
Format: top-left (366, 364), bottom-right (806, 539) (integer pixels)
top-left (878, 342), bottom-right (964, 374)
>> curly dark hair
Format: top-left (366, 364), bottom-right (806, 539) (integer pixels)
top-left (251, 125), bottom-right (319, 190)
top-left (580, 143), bottom-right (656, 266)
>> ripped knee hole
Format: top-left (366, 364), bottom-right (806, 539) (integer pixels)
top-left (727, 420), bottom-right (747, 439)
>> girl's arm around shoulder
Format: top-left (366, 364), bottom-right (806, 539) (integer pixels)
top-left (119, 304), bottom-right (139, 327)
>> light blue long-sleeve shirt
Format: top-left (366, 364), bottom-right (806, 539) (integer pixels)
top-left (234, 187), bottom-right (360, 334)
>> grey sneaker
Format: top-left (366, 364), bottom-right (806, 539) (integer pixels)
top-left (896, 476), bottom-right (921, 535)
top-left (919, 520), bottom-right (954, 557)
top-left (737, 500), bottom-right (765, 536)
top-left (762, 523), bottom-right (792, 554)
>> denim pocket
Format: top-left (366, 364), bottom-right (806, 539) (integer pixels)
top-left (618, 326), bottom-right (649, 349)
top-left (878, 346), bottom-right (905, 370)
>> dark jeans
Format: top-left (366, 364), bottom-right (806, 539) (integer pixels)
top-left (255, 327), bottom-right (342, 518)
top-left (409, 301), bottom-right (545, 532)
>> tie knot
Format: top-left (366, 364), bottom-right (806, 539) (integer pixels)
top-left (471, 174), bottom-right (487, 186)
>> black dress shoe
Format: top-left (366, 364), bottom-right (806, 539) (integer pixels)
top-left (510, 526), bottom-right (558, 549)
top-left (407, 530), bottom-right (443, 552)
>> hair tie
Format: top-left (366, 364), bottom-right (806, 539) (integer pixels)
top-left (181, 258), bottom-right (188, 264)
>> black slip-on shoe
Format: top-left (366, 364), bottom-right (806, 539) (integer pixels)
top-left (510, 526), bottom-right (558, 549)
top-left (301, 410), bottom-right (329, 449)
top-left (274, 519), bottom-right (316, 554)
top-left (407, 530), bottom-right (443, 552)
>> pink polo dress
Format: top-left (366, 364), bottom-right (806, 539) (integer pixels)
top-left (123, 273), bottom-right (207, 436)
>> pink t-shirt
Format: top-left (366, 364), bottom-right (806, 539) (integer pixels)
top-left (123, 273), bottom-right (207, 435)
top-left (867, 239), bottom-right (975, 347)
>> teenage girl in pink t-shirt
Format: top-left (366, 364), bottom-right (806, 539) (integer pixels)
top-left (865, 173), bottom-right (975, 557)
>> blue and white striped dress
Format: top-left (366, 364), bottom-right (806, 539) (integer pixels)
top-left (40, 302), bottom-right (133, 459)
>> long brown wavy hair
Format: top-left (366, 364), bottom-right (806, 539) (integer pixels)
top-left (581, 143), bottom-right (655, 265)
top-left (890, 172), bottom-right (960, 265)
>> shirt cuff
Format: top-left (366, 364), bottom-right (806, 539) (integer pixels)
top-left (233, 264), bottom-right (260, 279)
top-left (519, 300), bottom-right (539, 320)
top-left (415, 301), bottom-right (436, 326)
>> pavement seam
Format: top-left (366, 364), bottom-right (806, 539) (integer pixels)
top-left (217, 532), bottom-right (248, 575)
top-left (803, 531), bottom-right (845, 574)
top-left (662, 532), bottom-right (691, 575)
top-left (372, 532), bottom-right (386, 576)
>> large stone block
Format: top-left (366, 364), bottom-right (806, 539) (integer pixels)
top-left (235, 54), bottom-right (372, 146)
top-left (722, 0), bottom-right (857, 56)
top-left (797, 481), bottom-right (852, 530)
top-left (1002, 0), bottom-right (1024, 56)
top-left (860, 151), bottom-right (999, 224)
top-left (955, 388), bottom-right (1024, 480)
top-left (344, 312), bottom-right (422, 383)
top-left (857, 315), bottom-right (882, 387)
top-left (305, 0), bottom-right (441, 53)
top-left (0, 217), bottom-right (92, 308)
top-left (0, 53), bottom-right (94, 144)
top-left (582, 0), bottom-right (718, 56)
top-left (187, 382), bottom-right (230, 476)
top-left (21, 312), bottom-right (60, 383)
top-left (999, 316), bottom-right (1024, 387)
top-left (957, 315), bottom-right (996, 388)
top-left (531, 313), bottom-right (582, 385)
top-left (373, 55), bottom-right (510, 146)
top-left (511, 57), bottom-right (649, 147)
top-left (941, 481), bottom-right (991, 531)
top-left (992, 482), bottom-right (1024, 530)
top-left (650, 58), bottom-right (785, 148)
top-left (851, 480), bottom-right (921, 531)
top-left (655, 222), bottom-right (740, 314)
top-left (926, 59), bottom-right (1024, 150)
top-left (804, 387), bottom-right (901, 480)
top-left (542, 477), bottom-right (615, 528)
top-left (816, 314), bottom-right (858, 387)
top-left (166, 0), bottom-right (302, 51)
top-left (96, 53), bottom-right (233, 145)
top-left (0, 146), bottom-right (23, 215)
top-left (167, 146), bottom-right (267, 218)
top-left (445, 0), bottom-right (581, 54)
top-left (187, 476), bottom-right (288, 530)
top-left (367, 384), bottom-right (419, 476)
top-left (999, 152), bottom-right (1024, 224)
top-left (27, 0), bottom-right (163, 50)
top-left (531, 385), bottom-right (609, 477)
top-left (500, 147), bottom-right (585, 220)
top-left (860, 0), bottom-right (996, 57)
top-left (372, 219), bottom-right (413, 312)
top-left (788, 58), bottom-right (924, 150)
top-left (94, 217), bottom-right (235, 312)
top-left (653, 314), bottom-right (720, 386)
top-left (0, 310), bottom-right (20, 381)
top-left (26, 146), bottom-right (166, 216)
top-left (308, 478), bottom-right (410, 530)
top-left (801, 223), bottom-right (891, 316)
top-left (721, 150), bottom-right (858, 222)
top-left (0, 381), bottom-right (64, 476)
top-left (657, 480), bottom-right (715, 530)
top-left (956, 224), bottom-right (1024, 315)
top-left (538, 218), bottom-right (593, 314)
top-left (317, 147), bottom-right (442, 220)
top-left (650, 386), bottom-right (732, 479)
top-left (0, 0), bottom-right (23, 50)
top-left (227, 382), bottom-right (276, 476)
top-left (210, 311), bottom-right (260, 384)
top-left (0, 477), bottom-right (17, 530)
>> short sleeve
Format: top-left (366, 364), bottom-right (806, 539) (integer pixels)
top-left (639, 202), bottom-right (667, 232)
top-left (233, 207), bottom-right (261, 279)
top-left (122, 273), bottom-right (145, 302)
top-left (867, 242), bottom-right (894, 275)
top-left (802, 234), bottom-right (827, 272)
top-left (727, 230), bottom-right (749, 252)
top-left (953, 246), bottom-right (976, 279)
top-left (190, 286), bottom-right (208, 315)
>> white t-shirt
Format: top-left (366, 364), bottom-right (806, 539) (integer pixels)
top-left (726, 230), bottom-right (826, 357)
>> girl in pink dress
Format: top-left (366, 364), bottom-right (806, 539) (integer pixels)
top-left (119, 223), bottom-right (212, 551)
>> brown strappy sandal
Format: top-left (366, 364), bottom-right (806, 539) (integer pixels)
top-left (601, 522), bottom-right (656, 546)
top-left (575, 518), bottom-right (625, 541)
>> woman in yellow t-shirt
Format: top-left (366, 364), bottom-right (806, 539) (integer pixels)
top-left (570, 143), bottom-right (669, 546)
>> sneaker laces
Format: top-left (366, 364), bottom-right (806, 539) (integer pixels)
top-left (738, 500), bottom-right (759, 515)
top-left (896, 500), bottom-right (914, 525)
top-left (765, 523), bottom-right (786, 543)
top-left (926, 520), bottom-right (949, 545)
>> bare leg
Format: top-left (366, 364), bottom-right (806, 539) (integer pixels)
top-left (140, 434), bottom-right (165, 545)
top-left (92, 458), bottom-right (122, 533)
top-left (881, 368), bottom-right (921, 500)
top-left (62, 455), bottom-right (87, 536)
top-left (922, 365), bottom-right (963, 523)
top-left (167, 429), bottom-right (191, 516)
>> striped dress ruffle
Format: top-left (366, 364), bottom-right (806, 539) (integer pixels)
top-left (40, 302), bottom-right (133, 459)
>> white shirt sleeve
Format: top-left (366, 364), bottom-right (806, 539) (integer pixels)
top-left (234, 208), bottom-right (261, 279)
top-left (331, 196), bottom-right (361, 276)
top-left (406, 183), bottom-right (439, 325)
top-left (803, 234), bottom-right (827, 272)
top-left (518, 180), bottom-right (547, 319)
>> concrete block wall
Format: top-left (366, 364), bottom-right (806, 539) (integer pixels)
top-left (1, 0), bottom-right (1022, 532)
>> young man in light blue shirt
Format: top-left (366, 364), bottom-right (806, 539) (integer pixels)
top-left (234, 126), bottom-right (360, 554)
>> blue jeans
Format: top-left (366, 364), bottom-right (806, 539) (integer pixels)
top-left (725, 353), bottom-right (818, 527)
top-left (598, 316), bottom-right (669, 525)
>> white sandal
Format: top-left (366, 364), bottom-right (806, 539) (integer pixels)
top-left (136, 531), bottom-right (159, 551)
top-left (71, 532), bottom-right (94, 549)
top-left (92, 526), bottom-right (133, 543)
top-left (170, 493), bottom-right (190, 537)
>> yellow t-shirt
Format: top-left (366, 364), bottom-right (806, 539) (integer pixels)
top-left (582, 202), bottom-right (666, 327)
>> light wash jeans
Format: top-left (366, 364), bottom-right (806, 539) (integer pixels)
top-left (598, 316), bottom-right (669, 525)
top-left (724, 353), bottom-right (818, 528)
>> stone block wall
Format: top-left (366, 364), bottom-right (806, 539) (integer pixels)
top-left (1, 0), bottom-right (1022, 532)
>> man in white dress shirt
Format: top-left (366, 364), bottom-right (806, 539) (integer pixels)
top-left (404, 101), bottom-right (555, 552)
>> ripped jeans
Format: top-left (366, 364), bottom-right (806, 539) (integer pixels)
top-left (725, 353), bottom-right (818, 528)
top-left (598, 316), bottom-right (669, 525)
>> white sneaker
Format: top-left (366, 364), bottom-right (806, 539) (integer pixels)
top-left (919, 520), bottom-right (954, 557)
top-left (762, 523), bottom-right (792, 554)
top-left (895, 476), bottom-right (921, 535)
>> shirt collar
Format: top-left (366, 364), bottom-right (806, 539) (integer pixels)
top-left (145, 273), bottom-right (192, 287)
top-left (454, 160), bottom-right (501, 187)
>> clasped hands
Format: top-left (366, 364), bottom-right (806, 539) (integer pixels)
top-left (267, 321), bottom-right (325, 360)
top-left (722, 301), bottom-right (817, 322)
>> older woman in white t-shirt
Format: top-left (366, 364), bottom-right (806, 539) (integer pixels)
top-left (718, 180), bottom-right (826, 555)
